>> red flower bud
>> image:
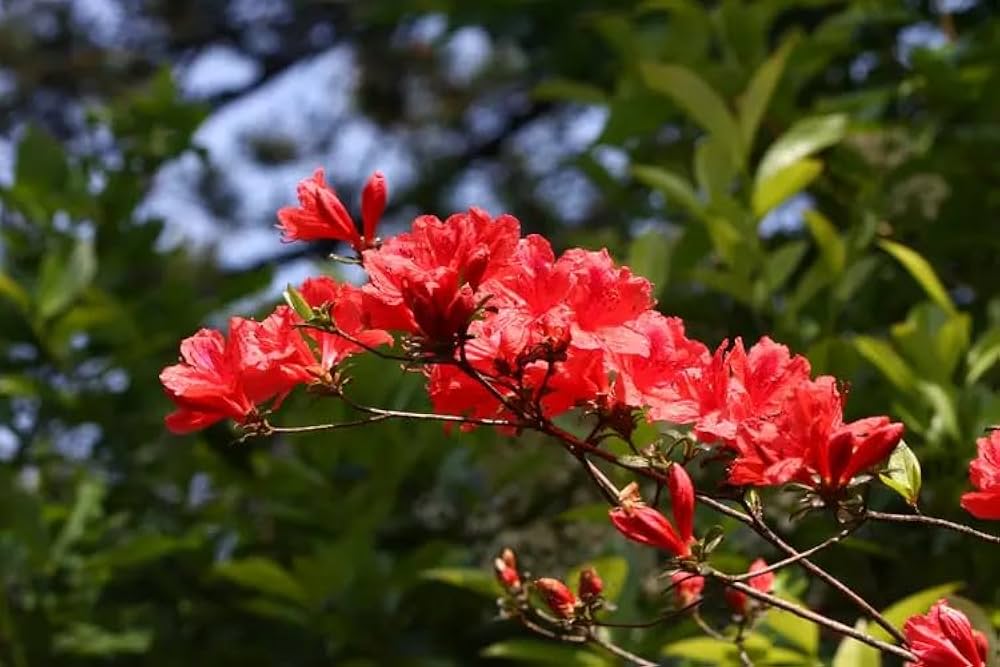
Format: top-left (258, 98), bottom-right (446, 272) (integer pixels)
top-left (534, 578), bottom-right (577, 619)
top-left (577, 566), bottom-right (603, 602)
top-left (668, 463), bottom-right (695, 544)
top-left (609, 503), bottom-right (691, 558)
top-left (725, 558), bottom-right (774, 617)
top-left (669, 571), bottom-right (705, 608)
top-left (361, 170), bottom-right (387, 246)
top-left (494, 548), bottom-right (521, 591)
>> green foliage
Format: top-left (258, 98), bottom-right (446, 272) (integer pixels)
top-left (3, 0), bottom-right (1000, 665)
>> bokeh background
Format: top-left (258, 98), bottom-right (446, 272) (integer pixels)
top-left (1, 0), bottom-right (999, 665)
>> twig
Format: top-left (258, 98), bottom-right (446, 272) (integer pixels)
top-left (708, 572), bottom-right (917, 663)
top-left (866, 510), bottom-right (1000, 545)
top-left (587, 629), bottom-right (658, 667)
top-left (728, 528), bottom-right (853, 581)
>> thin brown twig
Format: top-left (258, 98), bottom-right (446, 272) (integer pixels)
top-left (586, 629), bottom-right (658, 667)
top-left (728, 528), bottom-right (853, 581)
top-left (866, 510), bottom-right (1000, 545)
top-left (708, 572), bottom-right (917, 662)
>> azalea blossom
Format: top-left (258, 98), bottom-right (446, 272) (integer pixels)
top-left (961, 430), bottom-right (1000, 520)
top-left (904, 599), bottom-right (987, 667)
top-left (278, 169), bottom-right (386, 252)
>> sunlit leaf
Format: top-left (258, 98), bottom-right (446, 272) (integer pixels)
top-left (756, 114), bottom-right (847, 186)
top-left (870, 582), bottom-right (962, 642)
top-left (878, 440), bottom-right (922, 507)
top-left (214, 557), bottom-right (310, 606)
top-left (482, 639), bottom-right (611, 666)
top-left (878, 240), bottom-right (956, 316)
top-left (832, 620), bottom-right (881, 667)
top-left (422, 567), bottom-right (501, 598)
top-left (753, 158), bottom-right (823, 218)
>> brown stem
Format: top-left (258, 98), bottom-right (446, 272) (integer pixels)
top-left (866, 510), bottom-right (1000, 545)
top-left (587, 629), bottom-right (658, 667)
top-left (728, 528), bottom-right (853, 581)
top-left (708, 573), bottom-right (917, 662)
top-left (738, 501), bottom-right (906, 645)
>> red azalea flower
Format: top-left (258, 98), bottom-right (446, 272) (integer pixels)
top-left (729, 376), bottom-right (903, 493)
top-left (534, 578), bottom-right (577, 619)
top-left (577, 567), bottom-right (603, 602)
top-left (362, 208), bottom-right (520, 334)
top-left (609, 468), bottom-right (695, 558)
top-left (904, 599), bottom-right (987, 667)
top-left (961, 431), bottom-right (1000, 520)
top-left (669, 571), bottom-right (705, 607)
top-left (298, 276), bottom-right (393, 368)
top-left (659, 337), bottom-right (810, 447)
top-left (277, 168), bottom-right (363, 250)
top-left (558, 248), bottom-right (653, 356)
top-left (725, 558), bottom-right (774, 617)
top-left (360, 170), bottom-right (387, 245)
top-left (160, 327), bottom-right (256, 433)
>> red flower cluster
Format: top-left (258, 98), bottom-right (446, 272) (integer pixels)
top-left (160, 277), bottom-right (390, 433)
top-left (904, 600), bottom-right (987, 667)
top-left (961, 430), bottom-right (1000, 520)
top-left (163, 170), bottom-right (905, 498)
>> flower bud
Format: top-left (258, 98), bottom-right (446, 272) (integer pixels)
top-left (493, 548), bottom-right (521, 591)
top-left (534, 578), bottom-right (577, 619)
top-left (725, 558), bottom-right (774, 617)
top-left (577, 566), bottom-right (603, 602)
top-left (669, 571), bottom-right (704, 608)
top-left (361, 170), bottom-right (387, 245)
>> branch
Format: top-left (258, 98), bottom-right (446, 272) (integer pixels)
top-left (708, 572), bottom-right (917, 663)
top-left (728, 528), bottom-right (853, 581)
top-left (866, 510), bottom-right (1000, 545)
top-left (587, 629), bottom-right (658, 667)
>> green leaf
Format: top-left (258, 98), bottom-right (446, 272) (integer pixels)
top-left (641, 62), bottom-right (744, 165)
top-left (556, 503), bottom-right (610, 524)
top-left (0, 374), bottom-right (39, 397)
top-left (54, 623), bottom-right (152, 657)
top-left (0, 272), bottom-right (30, 313)
top-left (49, 478), bottom-right (105, 567)
top-left (832, 620), bottom-right (881, 667)
top-left (756, 114), bottom-right (847, 186)
top-left (214, 557), bottom-right (310, 606)
top-left (566, 556), bottom-right (628, 603)
top-left (966, 327), bottom-right (1000, 384)
top-left (15, 125), bottom-right (70, 197)
top-left (283, 283), bottom-right (315, 320)
top-left (533, 79), bottom-right (607, 104)
top-left (752, 158), bottom-right (823, 218)
top-left (738, 36), bottom-right (798, 153)
top-left (804, 210), bottom-right (845, 277)
top-left (878, 440), bottom-right (922, 507)
top-left (482, 639), bottom-right (610, 666)
top-left (853, 336), bottom-right (918, 392)
top-left (870, 582), bottom-right (962, 642)
top-left (695, 135), bottom-right (736, 203)
top-left (662, 637), bottom-right (737, 663)
top-left (631, 164), bottom-right (704, 218)
top-left (421, 567), bottom-right (501, 598)
top-left (627, 228), bottom-right (671, 292)
top-left (37, 239), bottom-right (98, 320)
top-left (878, 240), bottom-right (956, 316)
top-left (763, 240), bottom-right (808, 293)
top-left (766, 593), bottom-right (819, 655)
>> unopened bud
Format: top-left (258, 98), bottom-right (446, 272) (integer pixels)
top-left (577, 566), bottom-right (603, 602)
top-left (360, 170), bottom-right (387, 245)
top-left (534, 578), bottom-right (577, 619)
top-left (494, 548), bottom-right (521, 591)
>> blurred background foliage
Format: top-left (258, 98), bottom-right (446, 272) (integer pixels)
top-left (0, 0), bottom-right (999, 665)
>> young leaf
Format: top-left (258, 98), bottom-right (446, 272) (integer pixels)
top-left (878, 440), bottom-right (922, 507)
top-left (878, 240), bottom-right (957, 316)
top-left (756, 114), bottom-right (847, 186)
top-left (870, 582), bottom-right (962, 642)
top-left (832, 620), bottom-right (882, 667)
top-left (804, 210), bottom-right (845, 277)
top-left (214, 557), bottom-right (310, 606)
top-left (752, 157), bottom-right (823, 218)
top-left (421, 567), bottom-right (501, 598)
top-left (631, 164), bottom-right (704, 218)
top-left (37, 239), bottom-right (98, 320)
top-left (738, 35), bottom-right (798, 153)
top-left (283, 284), bottom-right (315, 320)
top-left (640, 62), bottom-right (744, 166)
